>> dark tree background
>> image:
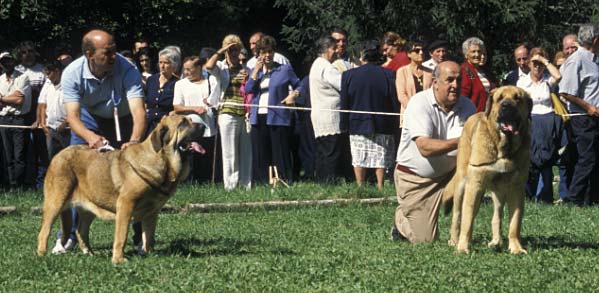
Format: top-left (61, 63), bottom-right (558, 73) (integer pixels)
top-left (1, 0), bottom-right (598, 76)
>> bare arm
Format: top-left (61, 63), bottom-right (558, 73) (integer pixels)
top-left (560, 93), bottom-right (599, 116)
top-left (126, 97), bottom-right (146, 143)
top-left (414, 136), bottom-right (459, 157)
top-left (65, 101), bottom-right (107, 148)
top-left (173, 104), bottom-right (207, 115)
top-left (0, 90), bottom-right (24, 105)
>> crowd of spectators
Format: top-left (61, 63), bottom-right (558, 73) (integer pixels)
top-left (0, 25), bottom-right (598, 212)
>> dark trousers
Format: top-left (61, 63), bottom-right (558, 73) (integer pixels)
top-left (293, 113), bottom-right (316, 180)
top-left (188, 135), bottom-right (222, 184)
top-left (0, 116), bottom-right (27, 187)
top-left (567, 115), bottom-right (599, 204)
top-left (315, 132), bottom-right (353, 183)
top-left (251, 114), bottom-right (293, 184)
top-left (70, 107), bottom-right (133, 149)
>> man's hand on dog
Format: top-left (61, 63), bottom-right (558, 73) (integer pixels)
top-left (88, 134), bottom-right (109, 149)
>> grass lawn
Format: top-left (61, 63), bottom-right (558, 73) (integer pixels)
top-left (1, 183), bottom-right (599, 291)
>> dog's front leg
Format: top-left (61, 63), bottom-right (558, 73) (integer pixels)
top-left (112, 197), bottom-right (135, 264)
top-left (488, 192), bottom-right (504, 250)
top-left (449, 179), bottom-right (466, 247)
top-left (456, 179), bottom-right (484, 254)
top-left (141, 213), bottom-right (158, 254)
top-left (506, 190), bottom-right (527, 254)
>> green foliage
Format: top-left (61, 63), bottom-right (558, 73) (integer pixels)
top-left (276, 0), bottom-right (599, 74)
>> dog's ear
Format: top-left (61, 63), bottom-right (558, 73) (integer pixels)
top-left (484, 89), bottom-right (496, 117)
top-left (150, 124), bottom-right (169, 152)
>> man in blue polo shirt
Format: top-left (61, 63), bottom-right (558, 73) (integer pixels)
top-left (62, 29), bottom-right (146, 149)
top-left (53, 29), bottom-right (146, 254)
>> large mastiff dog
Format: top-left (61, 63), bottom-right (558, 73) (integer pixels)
top-left (443, 86), bottom-right (532, 254)
top-left (37, 115), bottom-right (205, 263)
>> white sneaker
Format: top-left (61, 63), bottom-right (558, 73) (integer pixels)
top-left (51, 238), bottom-right (75, 255)
top-left (63, 239), bottom-right (75, 251)
top-left (51, 239), bottom-right (66, 255)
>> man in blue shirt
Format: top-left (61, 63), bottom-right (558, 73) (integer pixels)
top-left (559, 24), bottom-right (599, 206)
top-left (62, 29), bottom-right (146, 149)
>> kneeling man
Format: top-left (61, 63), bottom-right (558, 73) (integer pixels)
top-left (393, 61), bottom-right (475, 243)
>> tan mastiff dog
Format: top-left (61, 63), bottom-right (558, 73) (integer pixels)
top-left (443, 86), bottom-right (532, 254)
top-left (37, 115), bottom-right (206, 263)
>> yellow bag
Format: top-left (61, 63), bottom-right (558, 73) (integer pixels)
top-left (551, 93), bottom-right (570, 122)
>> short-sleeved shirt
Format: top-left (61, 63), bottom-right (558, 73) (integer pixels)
top-left (15, 63), bottom-right (46, 97)
top-left (0, 70), bottom-right (32, 116)
top-left (558, 47), bottom-right (599, 113)
top-left (38, 79), bottom-right (66, 130)
top-left (517, 72), bottom-right (556, 115)
top-left (173, 76), bottom-right (219, 137)
top-left (396, 88), bottom-right (476, 178)
top-left (61, 54), bottom-right (144, 119)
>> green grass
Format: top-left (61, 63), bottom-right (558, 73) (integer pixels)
top-left (1, 184), bottom-right (599, 291)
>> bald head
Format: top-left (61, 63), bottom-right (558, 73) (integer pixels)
top-left (433, 61), bottom-right (461, 109)
top-left (562, 34), bottom-right (577, 56)
top-left (82, 29), bottom-right (114, 55)
top-left (514, 45), bottom-right (529, 71)
top-left (82, 29), bottom-right (117, 76)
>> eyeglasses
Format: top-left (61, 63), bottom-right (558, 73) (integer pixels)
top-left (410, 48), bottom-right (424, 53)
top-left (334, 38), bottom-right (348, 44)
top-left (516, 57), bottom-right (528, 62)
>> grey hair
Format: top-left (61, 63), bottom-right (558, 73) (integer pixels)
top-left (432, 65), bottom-right (441, 80)
top-left (317, 36), bottom-right (336, 55)
top-left (578, 24), bottom-right (599, 47)
top-left (462, 37), bottom-right (485, 56)
top-left (158, 47), bottom-right (181, 69)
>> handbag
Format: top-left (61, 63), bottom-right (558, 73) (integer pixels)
top-left (551, 93), bottom-right (569, 122)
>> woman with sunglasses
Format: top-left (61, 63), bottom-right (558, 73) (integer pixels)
top-left (396, 39), bottom-right (432, 128)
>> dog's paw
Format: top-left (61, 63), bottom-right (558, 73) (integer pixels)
top-left (111, 256), bottom-right (129, 264)
top-left (37, 249), bottom-right (47, 256)
top-left (448, 239), bottom-right (457, 247)
top-left (508, 246), bottom-right (527, 255)
top-left (487, 239), bottom-right (503, 250)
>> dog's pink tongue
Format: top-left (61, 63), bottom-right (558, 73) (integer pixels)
top-left (501, 123), bottom-right (514, 133)
top-left (191, 142), bottom-right (206, 154)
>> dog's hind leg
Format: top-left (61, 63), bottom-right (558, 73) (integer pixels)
top-left (141, 213), bottom-right (158, 254)
top-left (59, 209), bottom-right (72, 246)
top-left (488, 191), bottom-right (505, 250)
top-left (506, 190), bottom-right (527, 254)
top-left (75, 208), bottom-right (96, 255)
top-left (37, 200), bottom-right (65, 256)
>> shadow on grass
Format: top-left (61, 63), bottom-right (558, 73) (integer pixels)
top-left (523, 235), bottom-right (599, 250)
top-left (150, 237), bottom-right (297, 258)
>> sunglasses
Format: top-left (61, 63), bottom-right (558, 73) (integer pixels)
top-left (334, 38), bottom-right (348, 44)
top-left (516, 57), bottom-right (528, 62)
top-left (410, 48), bottom-right (424, 53)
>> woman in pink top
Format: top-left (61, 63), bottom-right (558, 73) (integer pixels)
top-left (395, 39), bottom-right (432, 127)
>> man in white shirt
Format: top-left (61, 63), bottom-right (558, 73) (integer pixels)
top-left (246, 32), bottom-right (290, 69)
top-left (0, 51), bottom-right (32, 189)
top-left (393, 61), bottom-right (476, 243)
top-left (502, 44), bottom-right (530, 86)
top-left (38, 61), bottom-right (69, 159)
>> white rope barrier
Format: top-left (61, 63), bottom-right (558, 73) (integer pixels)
top-left (0, 105), bottom-right (589, 129)
top-left (220, 101), bottom-right (403, 116)
top-left (220, 101), bottom-right (592, 118)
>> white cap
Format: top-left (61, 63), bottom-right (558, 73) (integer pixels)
top-left (0, 52), bottom-right (12, 60)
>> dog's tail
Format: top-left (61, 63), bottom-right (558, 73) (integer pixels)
top-left (442, 173), bottom-right (466, 215)
top-left (442, 175), bottom-right (456, 215)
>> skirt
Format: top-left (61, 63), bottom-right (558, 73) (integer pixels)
top-left (349, 134), bottom-right (394, 168)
